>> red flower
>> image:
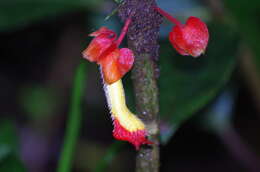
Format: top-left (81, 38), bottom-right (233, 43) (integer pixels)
top-left (82, 18), bottom-right (152, 150)
top-left (155, 7), bottom-right (209, 57)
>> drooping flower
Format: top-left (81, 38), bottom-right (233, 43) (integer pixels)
top-left (155, 6), bottom-right (209, 57)
top-left (82, 18), bottom-right (152, 149)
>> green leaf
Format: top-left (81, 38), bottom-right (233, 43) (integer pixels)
top-left (104, 6), bottom-right (120, 21)
top-left (0, 0), bottom-right (103, 31)
top-left (159, 22), bottom-right (238, 143)
top-left (57, 60), bottom-right (88, 172)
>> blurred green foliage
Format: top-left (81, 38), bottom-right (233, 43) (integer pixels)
top-left (159, 22), bottom-right (238, 143)
top-left (0, 154), bottom-right (26, 172)
top-left (94, 141), bottom-right (124, 172)
top-left (224, 0), bottom-right (260, 71)
top-left (0, 0), bottom-right (103, 31)
top-left (57, 61), bottom-right (88, 172)
top-left (20, 86), bottom-right (58, 120)
top-left (200, 89), bottom-right (235, 133)
top-left (0, 121), bottom-right (18, 161)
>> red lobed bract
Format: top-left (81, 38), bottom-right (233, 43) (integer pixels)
top-left (113, 118), bottom-right (153, 150)
top-left (99, 49), bottom-right (121, 84)
top-left (117, 48), bottom-right (135, 77)
top-left (169, 16), bottom-right (209, 58)
top-left (99, 48), bottom-right (134, 84)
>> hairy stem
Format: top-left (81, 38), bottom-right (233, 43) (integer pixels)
top-left (132, 55), bottom-right (160, 172)
top-left (118, 0), bottom-right (162, 171)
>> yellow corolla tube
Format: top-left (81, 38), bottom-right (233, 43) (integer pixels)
top-left (104, 79), bottom-right (152, 150)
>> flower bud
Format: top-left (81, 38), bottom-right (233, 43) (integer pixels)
top-left (169, 16), bottom-right (209, 57)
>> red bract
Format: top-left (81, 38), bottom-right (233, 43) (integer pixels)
top-left (82, 24), bottom-right (134, 84)
top-left (169, 17), bottom-right (209, 57)
top-left (98, 48), bottom-right (134, 84)
top-left (154, 7), bottom-right (209, 57)
top-left (117, 48), bottom-right (135, 76)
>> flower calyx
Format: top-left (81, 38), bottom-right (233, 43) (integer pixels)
top-left (82, 18), bottom-right (134, 84)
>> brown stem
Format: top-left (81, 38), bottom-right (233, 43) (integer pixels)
top-left (118, 0), bottom-right (162, 171)
top-left (132, 55), bottom-right (160, 172)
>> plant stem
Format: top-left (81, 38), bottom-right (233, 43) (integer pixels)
top-left (118, 0), bottom-right (162, 171)
top-left (154, 6), bottom-right (183, 27)
top-left (57, 61), bottom-right (87, 172)
top-left (132, 55), bottom-right (160, 172)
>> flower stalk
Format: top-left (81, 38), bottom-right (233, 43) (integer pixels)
top-left (154, 6), bottom-right (183, 27)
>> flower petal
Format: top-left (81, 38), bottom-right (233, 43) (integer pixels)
top-left (89, 27), bottom-right (116, 39)
top-left (169, 27), bottom-right (189, 56)
top-left (113, 118), bottom-right (152, 150)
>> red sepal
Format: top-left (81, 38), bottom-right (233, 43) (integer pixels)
top-left (113, 118), bottom-right (153, 150)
